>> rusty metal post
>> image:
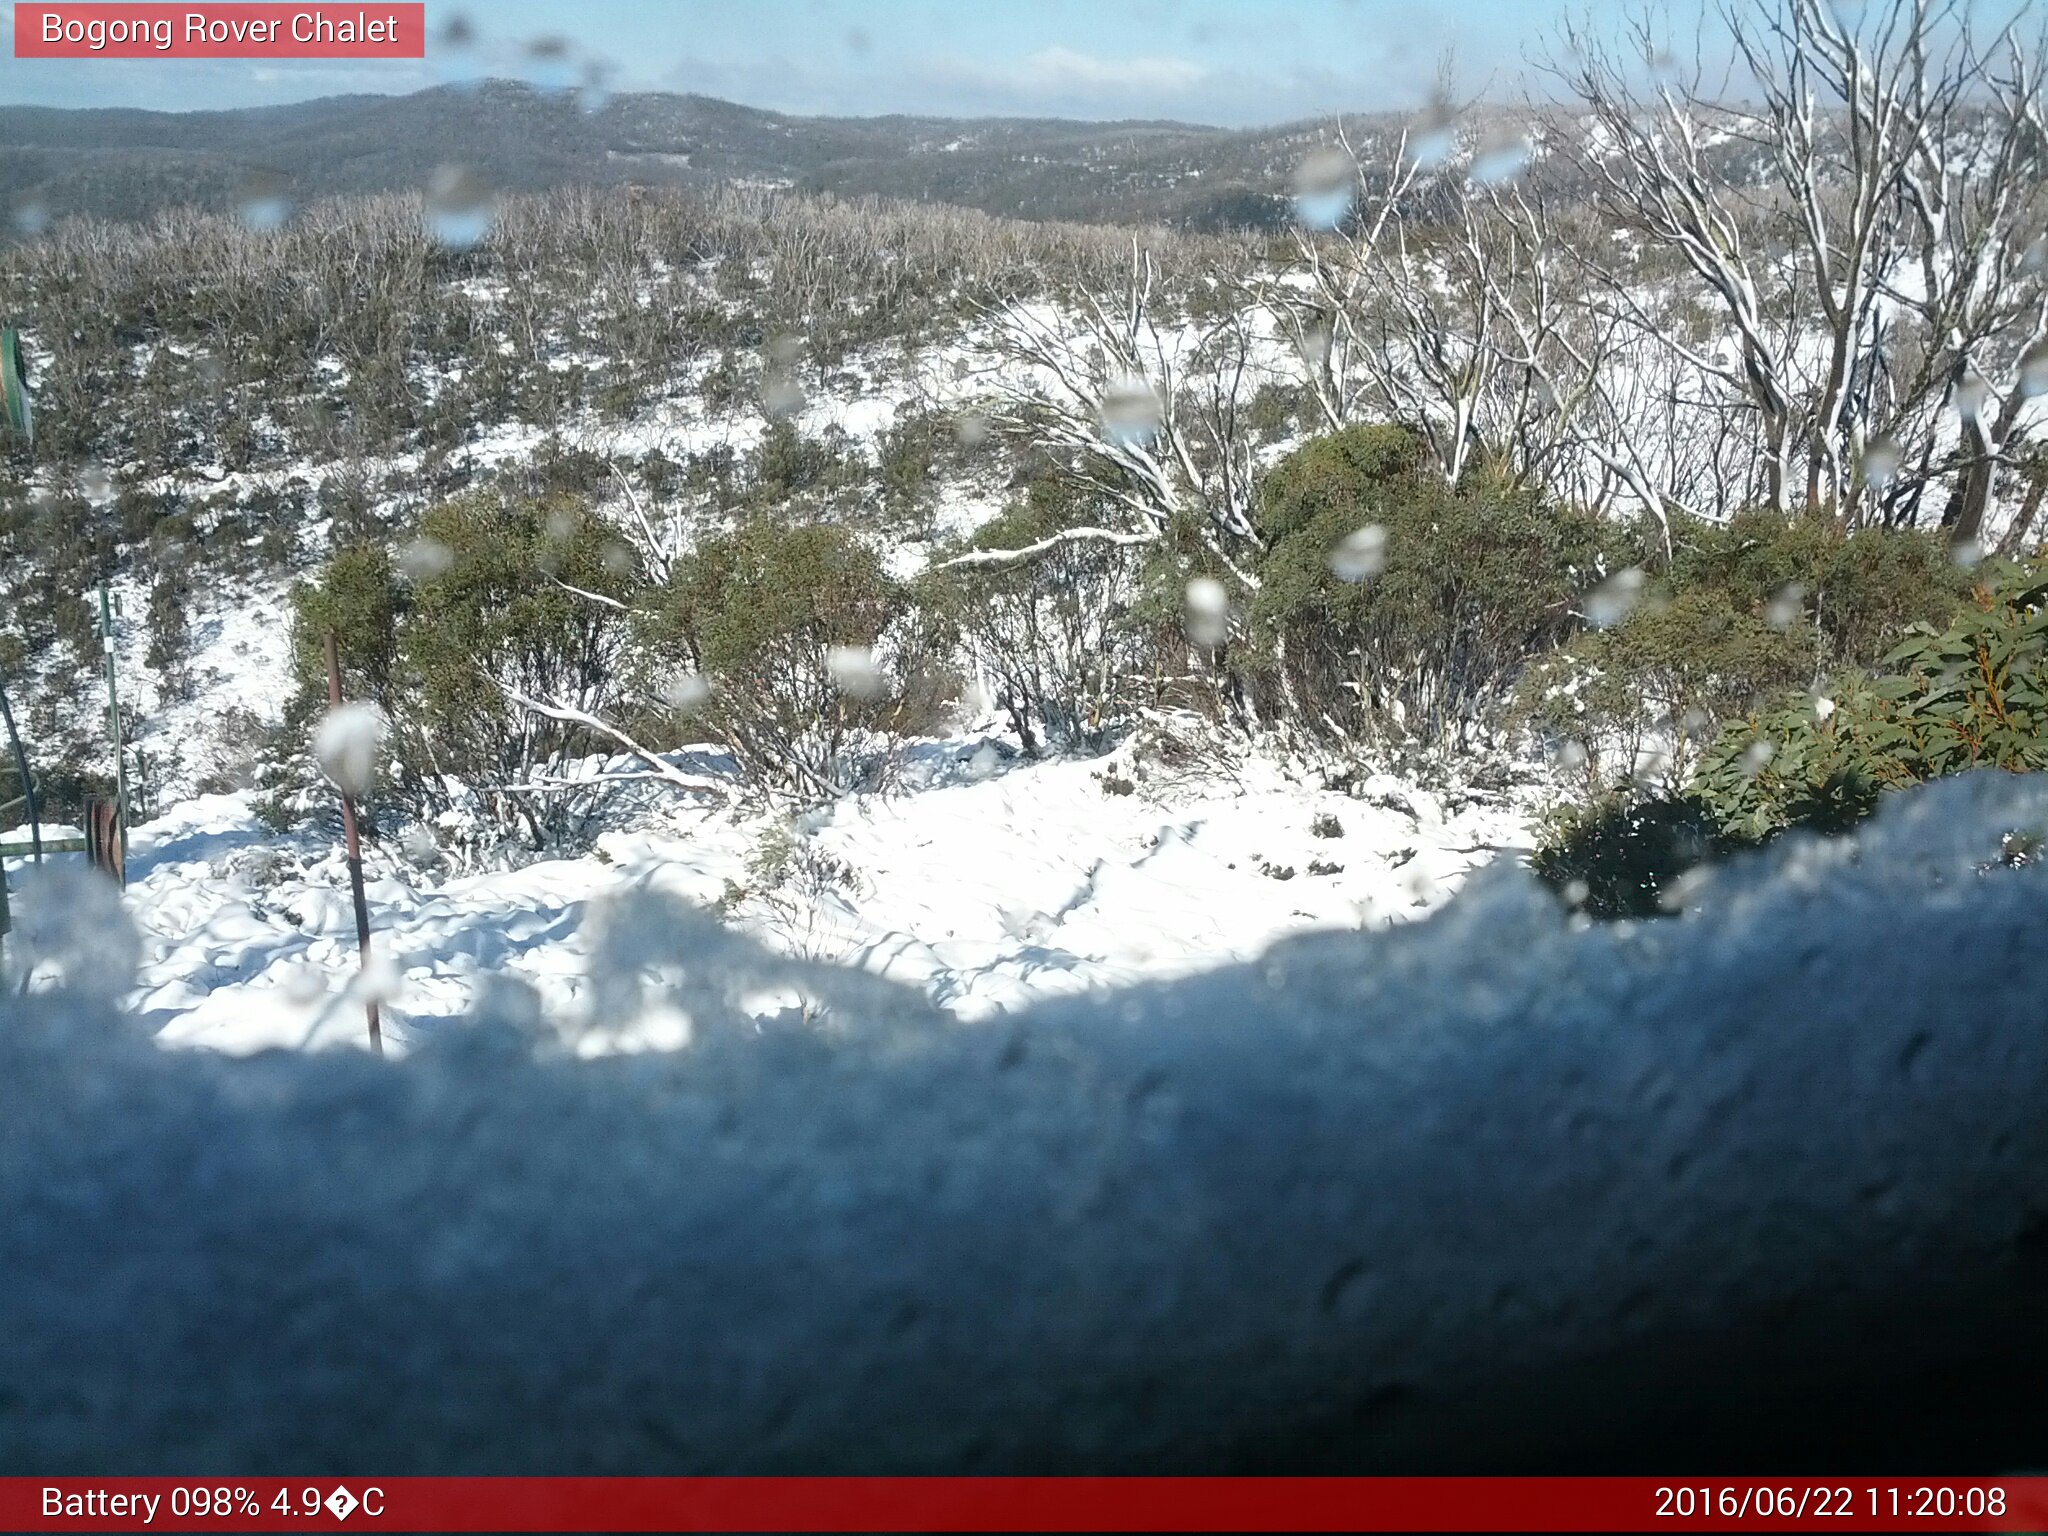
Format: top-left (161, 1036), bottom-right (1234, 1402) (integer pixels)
top-left (96, 582), bottom-right (128, 881)
top-left (83, 796), bottom-right (124, 884)
top-left (324, 630), bottom-right (383, 1056)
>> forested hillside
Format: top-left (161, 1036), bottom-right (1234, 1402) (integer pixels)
top-left (0, 78), bottom-right (1388, 231)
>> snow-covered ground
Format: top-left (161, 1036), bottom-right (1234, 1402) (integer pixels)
top-left (5, 741), bottom-right (1528, 1054)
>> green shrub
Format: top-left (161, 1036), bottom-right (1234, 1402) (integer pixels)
top-left (282, 491), bottom-right (638, 848)
top-left (1531, 794), bottom-right (1732, 919)
top-left (747, 420), bottom-right (862, 506)
top-left (288, 541), bottom-right (399, 709)
top-left (1252, 424), bottom-right (1639, 752)
top-left (1534, 558), bottom-right (2048, 913)
top-left (398, 495), bottom-right (636, 813)
top-left (1516, 509), bottom-right (1968, 798)
top-left (1668, 508), bottom-right (1970, 670)
top-left (1692, 561), bottom-right (2048, 842)
top-left (875, 408), bottom-right (966, 536)
top-left (1517, 587), bottom-right (1811, 796)
top-left (650, 514), bottom-right (910, 800)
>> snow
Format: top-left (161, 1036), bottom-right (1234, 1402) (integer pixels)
top-left (1, 770), bottom-right (2043, 1472)
top-left (65, 743), bottom-right (1526, 1053)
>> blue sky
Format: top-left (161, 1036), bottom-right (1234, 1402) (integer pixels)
top-left (0, 0), bottom-right (1712, 122)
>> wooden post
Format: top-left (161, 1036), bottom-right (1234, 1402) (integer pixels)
top-left (324, 630), bottom-right (383, 1056)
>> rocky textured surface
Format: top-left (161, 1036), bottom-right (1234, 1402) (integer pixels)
top-left (2, 771), bottom-right (2044, 1473)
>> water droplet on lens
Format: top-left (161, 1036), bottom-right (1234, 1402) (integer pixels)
top-left (1585, 567), bottom-right (1646, 628)
top-left (1327, 524), bottom-right (1387, 582)
top-left (1765, 581), bottom-right (1806, 630)
top-left (2020, 338), bottom-right (2048, 399)
top-left (1470, 131), bottom-right (1530, 185)
top-left (1952, 366), bottom-right (1990, 422)
top-left (424, 164), bottom-right (495, 249)
top-left (397, 536), bottom-right (452, 581)
top-left (1409, 94), bottom-right (1460, 168)
top-left (524, 34), bottom-right (575, 93)
top-left (1098, 374), bottom-right (1162, 445)
top-left (1184, 576), bottom-right (1230, 647)
top-left (1292, 146), bottom-right (1355, 230)
top-left (660, 673), bottom-right (711, 715)
top-left (234, 167), bottom-right (292, 231)
top-left (1861, 434), bottom-right (1902, 490)
top-left (762, 377), bottom-right (806, 419)
top-left (827, 646), bottom-right (885, 699)
top-left (313, 701), bottom-right (388, 798)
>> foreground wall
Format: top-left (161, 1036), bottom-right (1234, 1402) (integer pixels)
top-left (3, 772), bottom-right (2045, 1473)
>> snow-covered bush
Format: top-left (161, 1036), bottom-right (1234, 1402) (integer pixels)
top-left (1517, 511), bottom-right (1970, 800)
top-left (922, 478), bottom-right (1145, 756)
top-left (1694, 559), bottom-right (2048, 842)
top-left (1535, 559), bottom-right (2048, 914)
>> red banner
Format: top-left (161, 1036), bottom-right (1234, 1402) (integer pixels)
top-left (4, 1477), bottom-right (2047, 1532)
top-left (13, 4), bottom-right (425, 58)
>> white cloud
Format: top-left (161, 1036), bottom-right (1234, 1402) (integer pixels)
top-left (1016, 46), bottom-right (1209, 96)
top-left (656, 46), bottom-right (1226, 123)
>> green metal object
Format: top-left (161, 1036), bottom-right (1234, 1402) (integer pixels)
top-left (1, 328), bottom-right (30, 443)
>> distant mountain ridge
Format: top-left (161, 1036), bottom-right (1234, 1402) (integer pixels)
top-left (0, 79), bottom-right (1393, 231)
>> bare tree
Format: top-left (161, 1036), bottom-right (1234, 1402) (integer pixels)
top-left (964, 240), bottom-right (1272, 591)
top-left (1546, 0), bottom-right (2048, 530)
